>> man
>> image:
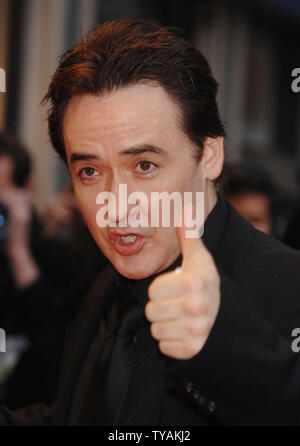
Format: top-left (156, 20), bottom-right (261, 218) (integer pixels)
top-left (1, 19), bottom-right (300, 426)
top-left (224, 161), bottom-right (274, 235)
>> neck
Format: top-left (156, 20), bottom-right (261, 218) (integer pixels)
top-left (205, 181), bottom-right (218, 220)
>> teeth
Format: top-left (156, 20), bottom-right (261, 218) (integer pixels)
top-left (121, 234), bottom-right (137, 244)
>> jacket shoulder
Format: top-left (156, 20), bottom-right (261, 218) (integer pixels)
top-left (236, 228), bottom-right (300, 333)
top-left (239, 227), bottom-right (300, 281)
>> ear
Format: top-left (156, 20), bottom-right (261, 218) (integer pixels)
top-left (201, 136), bottom-right (224, 181)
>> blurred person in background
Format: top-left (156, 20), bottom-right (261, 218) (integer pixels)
top-left (43, 183), bottom-right (78, 239)
top-left (0, 130), bottom-right (66, 408)
top-left (223, 161), bottom-right (275, 235)
top-left (283, 166), bottom-right (300, 250)
top-left (0, 130), bottom-right (42, 328)
top-left (0, 131), bottom-right (106, 409)
top-left (41, 182), bottom-right (108, 319)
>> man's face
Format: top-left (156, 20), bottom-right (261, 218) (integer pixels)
top-left (63, 83), bottom-right (207, 279)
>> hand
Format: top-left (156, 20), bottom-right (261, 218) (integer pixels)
top-left (145, 206), bottom-right (221, 360)
top-left (0, 186), bottom-right (40, 288)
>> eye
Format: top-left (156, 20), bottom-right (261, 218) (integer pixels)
top-left (135, 160), bottom-right (157, 176)
top-left (78, 167), bottom-right (100, 182)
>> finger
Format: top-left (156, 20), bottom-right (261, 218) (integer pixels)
top-left (145, 297), bottom-right (182, 322)
top-left (158, 340), bottom-right (198, 360)
top-left (151, 317), bottom-right (206, 342)
top-left (150, 319), bottom-right (182, 342)
top-left (158, 340), bottom-right (184, 359)
top-left (148, 271), bottom-right (187, 301)
top-left (145, 294), bottom-right (205, 322)
top-left (176, 203), bottom-right (211, 269)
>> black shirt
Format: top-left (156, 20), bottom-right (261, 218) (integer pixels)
top-left (78, 195), bottom-right (228, 425)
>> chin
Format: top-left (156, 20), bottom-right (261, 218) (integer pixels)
top-left (115, 262), bottom-right (156, 280)
top-left (99, 237), bottom-right (168, 279)
top-left (111, 254), bottom-right (159, 280)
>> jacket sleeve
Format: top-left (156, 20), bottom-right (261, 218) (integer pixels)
top-left (0, 402), bottom-right (55, 426)
top-left (164, 274), bottom-right (300, 426)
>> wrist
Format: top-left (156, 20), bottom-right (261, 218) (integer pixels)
top-left (7, 243), bottom-right (32, 261)
top-left (6, 245), bottom-right (40, 289)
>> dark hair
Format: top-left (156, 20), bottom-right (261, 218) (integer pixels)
top-left (0, 131), bottom-right (32, 187)
top-left (223, 161), bottom-right (275, 198)
top-left (43, 19), bottom-right (225, 163)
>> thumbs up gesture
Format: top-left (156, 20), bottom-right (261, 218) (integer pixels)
top-left (145, 206), bottom-right (221, 360)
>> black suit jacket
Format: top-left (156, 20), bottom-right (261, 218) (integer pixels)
top-left (1, 202), bottom-right (300, 425)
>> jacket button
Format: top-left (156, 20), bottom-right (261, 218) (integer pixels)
top-left (184, 381), bottom-right (194, 393)
top-left (198, 395), bottom-right (208, 405)
top-left (192, 388), bottom-right (201, 400)
top-left (207, 401), bottom-right (217, 413)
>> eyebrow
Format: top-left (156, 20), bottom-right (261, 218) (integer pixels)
top-left (69, 153), bottom-right (100, 164)
top-left (120, 144), bottom-right (167, 156)
top-left (69, 144), bottom-right (167, 164)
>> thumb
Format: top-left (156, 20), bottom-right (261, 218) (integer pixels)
top-left (176, 202), bottom-right (207, 268)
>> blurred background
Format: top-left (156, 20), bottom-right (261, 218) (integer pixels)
top-left (0, 0), bottom-right (300, 409)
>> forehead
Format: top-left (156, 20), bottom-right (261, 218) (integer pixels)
top-left (63, 82), bottom-right (187, 157)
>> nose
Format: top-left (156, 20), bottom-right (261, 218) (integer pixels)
top-left (106, 180), bottom-right (129, 227)
top-left (96, 177), bottom-right (149, 228)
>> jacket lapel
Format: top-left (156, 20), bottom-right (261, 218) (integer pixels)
top-left (53, 264), bottom-right (117, 425)
top-left (214, 202), bottom-right (258, 280)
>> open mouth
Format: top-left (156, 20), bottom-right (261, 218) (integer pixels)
top-left (120, 234), bottom-right (137, 244)
top-left (108, 230), bottom-right (146, 256)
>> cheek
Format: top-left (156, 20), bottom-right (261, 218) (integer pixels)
top-left (168, 165), bottom-right (203, 196)
top-left (155, 226), bottom-right (179, 254)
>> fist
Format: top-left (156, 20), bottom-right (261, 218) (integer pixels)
top-left (145, 206), bottom-right (221, 360)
